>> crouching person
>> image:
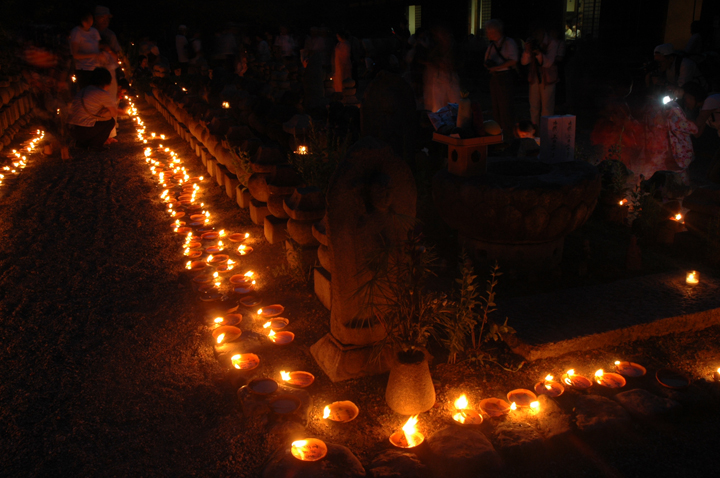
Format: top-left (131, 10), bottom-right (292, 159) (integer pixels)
top-left (68, 67), bottom-right (117, 151)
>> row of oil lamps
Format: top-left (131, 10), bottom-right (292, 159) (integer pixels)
top-left (128, 99), bottom-right (300, 350)
top-left (127, 96), bottom-right (370, 463)
top-left (0, 130), bottom-right (43, 188)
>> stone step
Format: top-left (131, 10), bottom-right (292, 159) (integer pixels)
top-left (500, 272), bottom-right (720, 361)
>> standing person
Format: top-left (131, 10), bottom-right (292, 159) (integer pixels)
top-left (646, 43), bottom-right (703, 93)
top-left (70, 12), bottom-right (101, 89)
top-left (176, 25), bottom-right (189, 74)
top-left (484, 19), bottom-right (518, 144)
top-left (94, 6), bottom-right (121, 54)
top-left (521, 27), bottom-right (560, 127)
top-left (68, 68), bottom-right (117, 151)
top-left (274, 26), bottom-right (295, 59)
top-left (97, 40), bottom-right (120, 142)
top-left (333, 31), bottom-right (352, 93)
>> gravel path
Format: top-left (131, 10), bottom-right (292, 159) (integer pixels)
top-left (0, 116), bottom-right (250, 477)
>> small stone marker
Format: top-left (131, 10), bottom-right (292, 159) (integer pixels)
top-left (574, 395), bottom-right (631, 434)
top-left (426, 426), bottom-right (501, 478)
top-left (367, 449), bottom-right (431, 478)
top-left (614, 389), bottom-right (682, 419)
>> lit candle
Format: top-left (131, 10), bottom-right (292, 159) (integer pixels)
top-left (290, 439), bottom-right (327, 462)
top-left (686, 271), bottom-right (699, 285)
top-left (389, 415), bottom-right (424, 448)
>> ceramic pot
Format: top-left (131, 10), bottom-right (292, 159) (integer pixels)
top-left (386, 349), bottom-right (436, 415)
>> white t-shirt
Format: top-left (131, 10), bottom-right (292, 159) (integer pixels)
top-left (176, 34), bottom-right (189, 63)
top-left (485, 36), bottom-right (518, 72)
top-left (70, 26), bottom-right (101, 71)
top-left (68, 86), bottom-right (116, 127)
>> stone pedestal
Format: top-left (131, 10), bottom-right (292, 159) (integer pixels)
top-left (314, 267), bottom-right (332, 310)
top-left (250, 199), bottom-right (270, 225)
top-left (310, 333), bottom-right (393, 383)
top-left (264, 215), bottom-right (289, 244)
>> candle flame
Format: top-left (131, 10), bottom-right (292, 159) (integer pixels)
top-left (263, 321), bottom-right (271, 328)
top-left (214, 317), bottom-right (223, 323)
top-left (454, 394), bottom-right (468, 410)
top-left (213, 272), bottom-right (219, 278)
top-left (216, 333), bottom-right (225, 344)
top-left (530, 401), bottom-right (540, 410)
top-left (245, 233), bottom-right (250, 238)
top-left (687, 271), bottom-right (699, 284)
top-left (674, 213), bottom-right (682, 221)
top-left (231, 354), bottom-right (245, 369)
top-left (510, 402), bottom-right (517, 411)
top-left (595, 369), bottom-right (604, 382)
top-left (545, 374), bottom-right (553, 382)
top-left (244, 271), bottom-right (254, 278)
top-left (401, 415), bottom-right (420, 447)
top-left (207, 255), bottom-right (214, 262)
top-left (219, 230), bottom-right (226, 236)
top-left (323, 406), bottom-right (330, 419)
top-left (614, 360), bottom-right (621, 366)
top-left (257, 308), bottom-right (263, 315)
top-left (268, 329), bottom-right (276, 341)
top-left (280, 370), bottom-right (291, 381)
top-left (292, 440), bottom-right (307, 460)
top-left (452, 412), bottom-right (466, 423)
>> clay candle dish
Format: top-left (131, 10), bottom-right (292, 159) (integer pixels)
top-left (201, 232), bottom-right (219, 240)
top-left (248, 378), bottom-right (279, 395)
top-left (175, 226), bottom-right (192, 234)
top-left (656, 368), bottom-right (690, 390)
top-left (190, 214), bottom-right (205, 222)
top-left (212, 325), bottom-right (242, 344)
top-left (507, 389), bottom-right (538, 408)
top-left (280, 370), bottom-right (314, 388)
top-left (228, 232), bottom-right (250, 243)
top-left (561, 369), bottom-right (593, 389)
top-left (205, 244), bottom-right (224, 254)
top-left (257, 305), bottom-right (284, 318)
top-left (323, 401), bottom-right (359, 423)
top-left (187, 241), bottom-right (202, 249)
top-left (192, 274), bottom-right (213, 288)
top-left (270, 395), bottom-right (302, 415)
top-left (184, 249), bottom-right (202, 259)
top-left (291, 439), bottom-right (327, 462)
top-left (534, 375), bottom-right (564, 397)
top-left (264, 318), bottom-right (289, 331)
top-left (239, 296), bottom-right (261, 307)
top-left (231, 353), bottom-right (259, 371)
top-left (614, 361), bottom-right (646, 377)
top-left (187, 261), bottom-right (207, 272)
top-left (478, 398), bottom-right (512, 417)
top-left (390, 415), bottom-right (424, 448)
top-left (214, 314), bottom-right (242, 327)
top-left (594, 369), bottom-right (626, 388)
top-left (237, 244), bottom-right (253, 255)
top-left (452, 394), bottom-right (483, 425)
top-left (268, 329), bottom-right (294, 345)
top-left (207, 254), bottom-right (229, 264)
top-left (233, 284), bottom-right (254, 295)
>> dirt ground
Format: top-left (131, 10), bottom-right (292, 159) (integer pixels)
top-left (1, 102), bottom-right (720, 478)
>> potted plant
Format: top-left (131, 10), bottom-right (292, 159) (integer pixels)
top-left (356, 232), bottom-right (449, 415)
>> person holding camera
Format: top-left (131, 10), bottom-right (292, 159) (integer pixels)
top-left (484, 19), bottom-right (518, 144)
top-left (521, 27), bottom-right (560, 128)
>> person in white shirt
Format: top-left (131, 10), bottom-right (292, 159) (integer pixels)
top-left (70, 12), bottom-right (101, 89)
top-left (484, 19), bottom-right (518, 143)
top-left (521, 27), bottom-right (560, 127)
top-left (68, 68), bottom-right (117, 150)
top-left (274, 26), bottom-right (295, 58)
top-left (176, 25), bottom-right (189, 74)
